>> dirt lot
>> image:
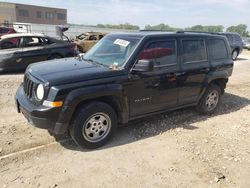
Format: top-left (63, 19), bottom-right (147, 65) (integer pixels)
top-left (0, 50), bottom-right (250, 188)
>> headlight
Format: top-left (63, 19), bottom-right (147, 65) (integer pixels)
top-left (36, 84), bottom-right (44, 100)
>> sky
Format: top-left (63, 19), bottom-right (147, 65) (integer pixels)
top-left (1, 0), bottom-right (250, 29)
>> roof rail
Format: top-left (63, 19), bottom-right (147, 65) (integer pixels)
top-left (176, 30), bottom-right (220, 35)
top-left (139, 29), bottom-right (174, 32)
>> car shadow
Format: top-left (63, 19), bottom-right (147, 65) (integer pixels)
top-left (0, 70), bottom-right (24, 75)
top-left (58, 92), bottom-right (250, 152)
top-left (236, 58), bottom-right (249, 61)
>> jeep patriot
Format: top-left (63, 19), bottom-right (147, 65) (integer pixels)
top-left (16, 31), bottom-right (233, 149)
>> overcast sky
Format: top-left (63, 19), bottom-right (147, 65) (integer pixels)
top-left (2, 0), bottom-right (250, 29)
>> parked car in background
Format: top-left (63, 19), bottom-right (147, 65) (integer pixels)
top-left (243, 38), bottom-right (250, 50)
top-left (73, 32), bottom-right (106, 53)
top-left (0, 33), bottom-right (77, 72)
top-left (220, 32), bottom-right (243, 60)
top-left (0, 26), bottom-right (16, 38)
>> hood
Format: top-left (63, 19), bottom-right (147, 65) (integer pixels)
top-left (28, 57), bottom-right (125, 85)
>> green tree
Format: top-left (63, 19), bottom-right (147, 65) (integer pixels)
top-left (144, 23), bottom-right (181, 31)
top-left (96, 23), bottom-right (139, 30)
top-left (186, 25), bottom-right (224, 32)
top-left (226, 24), bottom-right (249, 37)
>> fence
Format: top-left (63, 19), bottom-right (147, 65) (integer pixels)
top-left (9, 22), bottom-right (137, 39)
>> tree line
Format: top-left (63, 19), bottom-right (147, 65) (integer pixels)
top-left (93, 23), bottom-right (249, 37)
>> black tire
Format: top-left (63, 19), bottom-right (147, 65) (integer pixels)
top-left (48, 54), bottom-right (62, 60)
top-left (232, 49), bottom-right (239, 61)
top-left (196, 84), bottom-right (221, 114)
top-left (70, 101), bottom-right (117, 149)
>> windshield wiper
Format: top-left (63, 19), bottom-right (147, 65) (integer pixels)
top-left (82, 58), bottom-right (108, 67)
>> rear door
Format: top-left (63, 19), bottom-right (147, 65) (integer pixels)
top-left (20, 36), bottom-right (48, 68)
top-left (177, 37), bottom-right (210, 105)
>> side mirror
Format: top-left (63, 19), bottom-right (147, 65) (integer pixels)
top-left (132, 59), bottom-right (154, 72)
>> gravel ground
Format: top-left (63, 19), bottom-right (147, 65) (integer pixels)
top-left (0, 50), bottom-right (250, 188)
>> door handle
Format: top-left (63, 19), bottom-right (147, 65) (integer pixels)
top-left (200, 68), bottom-right (210, 73)
top-left (174, 72), bottom-right (185, 76)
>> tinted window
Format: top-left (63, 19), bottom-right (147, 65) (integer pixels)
top-left (0, 37), bottom-right (20, 49)
top-left (37, 11), bottom-right (42, 18)
top-left (0, 28), bottom-right (9, 34)
top-left (138, 40), bottom-right (177, 66)
top-left (182, 39), bottom-right (207, 63)
top-left (210, 39), bottom-right (228, 60)
top-left (57, 13), bottom-right (66, 20)
top-left (225, 34), bottom-right (233, 43)
top-left (19, 9), bottom-right (29, 17)
top-left (233, 34), bottom-right (242, 43)
top-left (22, 37), bottom-right (44, 47)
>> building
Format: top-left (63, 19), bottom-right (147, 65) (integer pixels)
top-left (0, 2), bottom-right (67, 25)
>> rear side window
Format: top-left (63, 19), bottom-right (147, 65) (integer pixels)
top-left (138, 40), bottom-right (177, 66)
top-left (0, 28), bottom-right (9, 34)
top-left (210, 39), bottom-right (228, 60)
top-left (182, 39), bottom-right (207, 63)
top-left (225, 34), bottom-right (233, 43)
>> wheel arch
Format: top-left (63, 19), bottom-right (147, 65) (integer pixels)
top-left (47, 53), bottom-right (64, 60)
top-left (54, 84), bottom-right (129, 134)
top-left (209, 78), bottom-right (228, 94)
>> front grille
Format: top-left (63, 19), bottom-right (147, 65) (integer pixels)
top-left (23, 74), bottom-right (35, 99)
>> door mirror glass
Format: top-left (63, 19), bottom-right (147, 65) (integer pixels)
top-left (132, 59), bottom-right (154, 72)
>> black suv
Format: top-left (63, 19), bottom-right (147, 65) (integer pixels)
top-left (220, 32), bottom-right (243, 60)
top-left (16, 31), bottom-right (233, 149)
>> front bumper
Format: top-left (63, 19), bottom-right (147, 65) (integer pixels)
top-left (15, 84), bottom-right (62, 132)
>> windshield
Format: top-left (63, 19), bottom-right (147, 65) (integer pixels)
top-left (83, 35), bottom-right (141, 68)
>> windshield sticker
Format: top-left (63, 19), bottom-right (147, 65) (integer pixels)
top-left (114, 39), bottom-right (130, 47)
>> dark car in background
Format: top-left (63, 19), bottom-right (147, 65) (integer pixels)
top-left (0, 26), bottom-right (16, 38)
top-left (220, 32), bottom-right (243, 60)
top-left (0, 33), bottom-right (77, 72)
top-left (243, 38), bottom-right (250, 50)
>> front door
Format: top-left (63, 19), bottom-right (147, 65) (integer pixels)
top-left (125, 38), bottom-right (181, 117)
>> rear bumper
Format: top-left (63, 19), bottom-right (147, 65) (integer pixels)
top-left (15, 84), bottom-right (63, 133)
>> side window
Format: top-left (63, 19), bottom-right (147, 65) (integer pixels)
top-left (226, 34), bottom-right (233, 43)
top-left (42, 37), bottom-right (55, 45)
top-left (0, 37), bottom-right (20, 49)
top-left (0, 28), bottom-right (9, 34)
top-left (89, 35), bottom-right (98, 40)
top-left (182, 39), bottom-right (207, 63)
top-left (210, 39), bottom-right (228, 60)
top-left (138, 40), bottom-right (177, 66)
top-left (22, 37), bottom-right (43, 47)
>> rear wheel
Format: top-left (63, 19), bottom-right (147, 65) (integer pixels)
top-left (196, 84), bottom-right (221, 114)
top-left (70, 102), bottom-right (117, 149)
top-left (232, 49), bottom-right (239, 60)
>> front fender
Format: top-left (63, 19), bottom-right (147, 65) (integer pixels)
top-left (54, 84), bottom-right (128, 134)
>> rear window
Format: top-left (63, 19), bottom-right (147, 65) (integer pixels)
top-left (0, 28), bottom-right (9, 34)
top-left (182, 39), bottom-right (207, 63)
top-left (210, 39), bottom-right (228, 60)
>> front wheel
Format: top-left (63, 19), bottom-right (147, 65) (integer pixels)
top-left (70, 102), bottom-right (117, 149)
top-left (196, 84), bottom-right (221, 114)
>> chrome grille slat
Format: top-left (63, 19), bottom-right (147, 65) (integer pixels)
top-left (23, 74), bottom-right (35, 99)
